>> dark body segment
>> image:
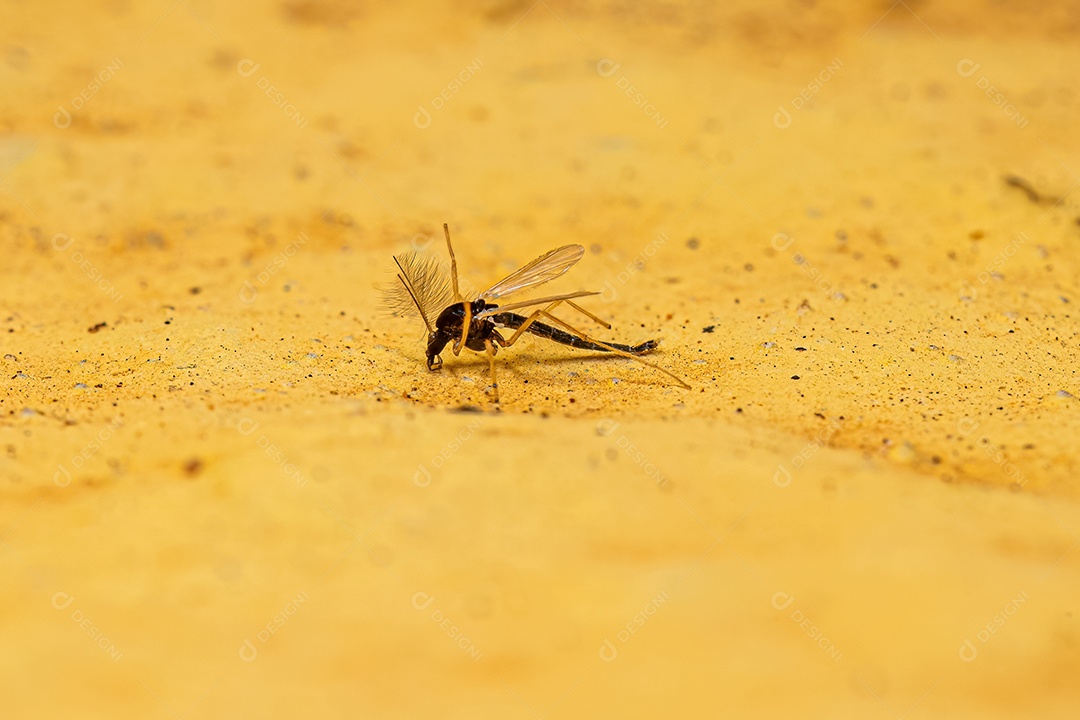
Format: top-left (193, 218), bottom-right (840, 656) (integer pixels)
top-left (425, 300), bottom-right (497, 368)
top-left (490, 311), bottom-right (657, 355)
top-left (424, 300), bottom-right (658, 370)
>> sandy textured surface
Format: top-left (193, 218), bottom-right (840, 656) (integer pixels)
top-left (2, 1), bottom-right (1079, 717)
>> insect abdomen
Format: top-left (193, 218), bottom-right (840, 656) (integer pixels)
top-left (492, 312), bottom-right (656, 355)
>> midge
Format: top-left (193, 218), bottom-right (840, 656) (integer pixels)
top-left (384, 224), bottom-right (689, 402)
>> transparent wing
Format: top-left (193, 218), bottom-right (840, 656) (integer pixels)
top-left (476, 291), bottom-right (599, 318)
top-left (381, 251), bottom-right (454, 331)
top-left (480, 245), bottom-right (584, 300)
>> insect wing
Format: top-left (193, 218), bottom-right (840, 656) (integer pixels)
top-left (476, 290), bottom-right (599, 318)
top-left (480, 245), bottom-right (584, 301)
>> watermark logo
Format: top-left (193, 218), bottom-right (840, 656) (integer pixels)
top-left (771, 591), bottom-right (842, 662)
top-left (413, 59), bottom-right (484, 129)
top-left (52, 592), bottom-right (123, 661)
top-left (771, 233), bottom-right (844, 301)
top-left (599, 590), bottom-right (669, 662)
top-left (51, 234), bottom-right (123, 302)
top-left (959, 591), bottom-right (1028, 662)
top-left (54, 58), bottom-right (124, 129)
top-left (773, 417), bottom-right (843, 487)
top-left (957, 59), bottom-right (1029, 129)
top-left (599, 232), bottom-right (669, 303)
top-left (237, 418), bottom-right (309, 488)
top-left (956, 417), bottom-right (1026, 488)
top-left (238, 232), bottom-right (309, 304)
top-left (411, 592), bottom-right (483, 660)
top-left (774, 58), bottom-right (843, 129)
top-left (596, 420), bottom-right (668, 488)
top-left (413, 418), bottom-right (483, 487)
top-left (597, 59), bottom-right (668, 129)
top-left (239, 591), bottom-right (310, 662)
top-left (237, 59), bottom-right (309, 129)
top-left (958, 232), bottom-right (1029, 302)
top-left (54, 416), bottom-right (124, 487)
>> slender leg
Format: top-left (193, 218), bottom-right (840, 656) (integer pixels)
top-left (502, 299), bottom-right (616, 347)
top-left (504, 300), bottom-right (564, 346)
top-left (444, 223), bottom-right (462, 302)
top-left (453, 302), bottom-right (472, 355)
top-left (565, 300), bottom-right (612, 329)
top-left (444, 223), bottom-right (471, 355)
top-left (484, 338), bottom-right (500, 403)
top-left (504, 309), bottom-right (690, 389)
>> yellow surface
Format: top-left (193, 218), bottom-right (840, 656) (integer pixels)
top-left (2, 1), bottom-right (1079, 717)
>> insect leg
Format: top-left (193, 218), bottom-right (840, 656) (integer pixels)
top-left (520, 310), bottom-right (690, 389)
top-left (503, 301), bottom-right (565, 347)
top-left (484, 338), bottom-right (500, 403)
top-left (496, 312), bottom-right (655, 353)
top-left (453, 302), bottom-right (472, 355)
top-left (444, 223), bottom-right (463, 302)
top-left (565, 300), bottom-right (612, 330)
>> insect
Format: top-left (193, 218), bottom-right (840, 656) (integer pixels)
top-left (384, 224), bottom-right (689, 402)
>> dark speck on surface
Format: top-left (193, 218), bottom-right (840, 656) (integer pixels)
top-left (794, 346), bottom-right (806, 351)
top-left (791, 375), bottom-right (800, 380)
top-left (702, 325), bottom-right (715, 333)
top-left (687, 237), bottom-right (699, 250)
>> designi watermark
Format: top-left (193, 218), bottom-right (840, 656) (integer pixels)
top-left (237, 59), bottom-right (309, 129)
top-left (599, 590), bottom-right (669, 662)
top-left (772, 591), bottom-right (842, 662)
top-left (956, 417), bottom-right (1026, 488)
top-left (774, 58), bottom-right (843, 129)
top-left (597, 59), bottom-right (669, 129)
top-left (236, 418), bottom-right (309, 488)
top-left (51, 592), bottom-right (123, 661)
top-left (239, 591), bottom-right (310, 662)
top-left (414, 418), bottom-right (483, 487)
top-left (54, 58), bottom-right (124, 129)
top-left (598, 232), bottom-right (669, 303)
top-left (959, 591), bottom-right (1028, 662)
top-left (957, 60), bottom-right (1029, 129)
top-left (959, 232), bottom-right (1030, 302)
top-left (413, 58), bottom-right (484, 129)
top-left (52, 234), bottom-right (123, 302)
top-left (596, 419), bottom-right (669, 488)
top-left (771, 233), bottom-right (845, 301)
top-left (54, 416), bottom-right (124, 487)
top-left (773, 417), bottom-right (843, 487)
top-left (239, 232), bottom-right (309, 303)
top-left (411, 592), bottom-right (483, 660)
